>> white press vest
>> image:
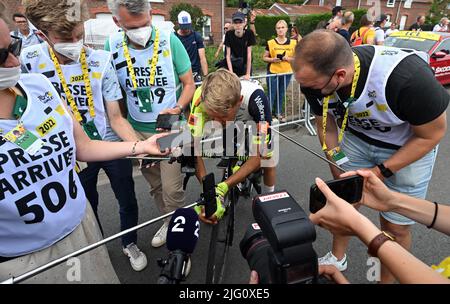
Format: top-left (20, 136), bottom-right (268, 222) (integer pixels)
top-left (21, 44), bottom-right (112, 139)
top-left (109, 29), bottom-right (178, 123)
top-left (325, 46), bottom-right (426, 147)
top-left (0, 74), bottom-right (86, 257)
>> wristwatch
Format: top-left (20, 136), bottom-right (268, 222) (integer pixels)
top-left (377, 163), bottom-right (394, 178)
top-left (368, 231), bottom-right (395, 258)
top-left (173, 104), bottom-right (184, 113)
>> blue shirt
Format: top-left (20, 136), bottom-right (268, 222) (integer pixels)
top-left (10, 30), bottom-right (42, 50)
top-left (176, 31), bottom-right (205, 74)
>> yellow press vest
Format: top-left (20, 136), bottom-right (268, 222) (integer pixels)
top-left (267, 38), bottom-right (297, 74)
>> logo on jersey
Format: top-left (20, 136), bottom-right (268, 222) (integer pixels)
top-left (26, 50), bottom-right (39, 59)
top-left (37, 91), bottom-right (54, 104)
top-left (89, 60), bottom-right (100, 68)
top-left (368, 90), bottom-right (377, 99)
top-left (380, 50), bottom-right (399, 56)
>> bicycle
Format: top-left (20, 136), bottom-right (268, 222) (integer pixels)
top-left (204, 156), bottom-right (262, 284)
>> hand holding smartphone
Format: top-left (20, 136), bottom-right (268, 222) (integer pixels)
top-left (156, 114), bottom-right (179, 131)
top-left (309, 175), bottom-right (363, 214)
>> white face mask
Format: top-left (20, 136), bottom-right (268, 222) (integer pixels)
top-left (53, 40), bottom-right (84, 62)
top-left (0, 66), bottom-right (21, 91)
top-left (126, 26), bottom-right (152, 47)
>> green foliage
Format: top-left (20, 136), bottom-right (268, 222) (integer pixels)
top-left (254, 15), bottom-right (291, 46)
top-left (429, 0), bottom-right (448, 25)
top-left (295, 9), bottom-right (367, 36)
top-left (205, 45), bottom-right (267, 74)
top-left (169, 3), bottom-right (206, 32)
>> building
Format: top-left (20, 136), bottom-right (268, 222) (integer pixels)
top-left (3, 0), bottom-right (224, 44)
top-left (303, 0), bottom-right (433, 29)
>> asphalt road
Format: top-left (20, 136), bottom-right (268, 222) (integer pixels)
top-left (95, 86), bottom-right (450, 284)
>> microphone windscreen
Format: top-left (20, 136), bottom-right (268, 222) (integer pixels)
top-left (166, 208), bottom-right (200, 254)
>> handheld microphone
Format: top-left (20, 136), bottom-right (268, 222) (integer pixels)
top-left (157, 208), bottom-right (200, 284)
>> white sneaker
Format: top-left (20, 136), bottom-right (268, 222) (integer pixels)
top-left (183, 257), bottom-right (192, 277)
top-left (318, 251), bottom-right (348, 272)
top-left (123, 243), bottom-right (148, 272)
top-left (152, 221), bottom-right (169, 248)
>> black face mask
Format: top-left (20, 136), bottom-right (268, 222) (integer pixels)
top-left (300, 71), bottom-right (338, 101)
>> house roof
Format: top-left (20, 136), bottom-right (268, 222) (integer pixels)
top-left (269, 3), bottom-right (331, 15)
top-left (224, 7), bottom-right (277, 20)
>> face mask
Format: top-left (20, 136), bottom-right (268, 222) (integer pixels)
top-left (300, 72), bottom-right (339, 100)
top-left (54, 40), bottom-right (84, 62)
top-left (126, 26), bottom-right (152, 47)
top-left (0, 66), bottom-right (21, 90)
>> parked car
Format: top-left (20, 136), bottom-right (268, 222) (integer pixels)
top-left (384, 31), bottom-right (450, 85)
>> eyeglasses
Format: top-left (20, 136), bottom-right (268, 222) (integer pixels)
top-left (224, 27), bottom-right (229, 30)
top-left (0, 35), bottom-right (22, 66)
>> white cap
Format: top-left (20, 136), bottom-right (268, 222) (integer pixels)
top-left (178, 11), bottom-right (192, 30)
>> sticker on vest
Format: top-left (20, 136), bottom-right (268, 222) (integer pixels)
top-left (136, 87), bottom-right (153, 113)
top-left (36, 117), bottom-right (57, 137)
top-left (82, 120), bottom-right (102, 140)
top-left (4, 124), bottom-right (45, 156)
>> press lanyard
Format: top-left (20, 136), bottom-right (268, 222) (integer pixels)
top-left (122, 29), bottom-right (160, 89)
top-left (49, 47), bottom-right (95, 123)
top-left (322, 53), bottom-right (361, 152)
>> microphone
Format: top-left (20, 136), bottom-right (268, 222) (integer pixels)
top-left (157, 208), bottom-right (200, 284)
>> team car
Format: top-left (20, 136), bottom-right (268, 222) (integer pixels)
top-left (385, 31), bottom-right (450, 85)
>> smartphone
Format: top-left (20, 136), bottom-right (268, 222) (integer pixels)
top-left (309, 175), bottom-right (364, 214)
top-left (156, 114), bottom-right (179, 130)
top-left (202, 173), bottom-right (217, 218)
top-left (156, 132), bottom-right (184, 153)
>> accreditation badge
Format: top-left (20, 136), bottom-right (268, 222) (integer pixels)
top-left (327, 147), bottom-right (349, 166)
top-left (136, 87), bottom-right (153, 113)
top-left (4, 124), bottom-right (44, 156)
top-left (82, 120), bottom-right (102, 140)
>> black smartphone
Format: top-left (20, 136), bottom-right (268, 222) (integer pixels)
top-left (156, 114), bottom-right (179, 130)
top-left (309, 175), bottom-right (364, 214)
top-left (156, 132), bottom-right (184, 153)
top-left (202, 173), bottom-right (217, 218)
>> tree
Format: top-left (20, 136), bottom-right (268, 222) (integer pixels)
top-left (429, 0), bottom-right (448, 24)
top-left (169, 3), bottom-right (207, 32)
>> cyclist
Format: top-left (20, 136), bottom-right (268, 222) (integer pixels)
top-left (188, 69), bottom-right (276, 224)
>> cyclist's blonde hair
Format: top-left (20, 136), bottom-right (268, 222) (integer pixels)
top-left (201, 69), bottom-right (242, 115)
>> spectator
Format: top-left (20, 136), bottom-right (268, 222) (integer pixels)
top-left (105, 0), bottom-right (195, 258)
top-left (350, 14), bottom-right (375, 45)
top-left (327, 16), bottom-right (342, 32)
top-left (10, 13), bottom-right (42, 50)
top-left (385, 22), bottom-right (399, 37)
top-left (332, 6), bottom-right (345, 18)
top-left (214, 21), bottom-right (232, 60)
top-left (224, 11), bottom-right (256, 80)
top-left (409, 15), bottom-right (426, 31)
top-left (23, 0), bottom-right (148, 272)
top-left (0, 10), bottom-right (165, 283)
top-left (374, 14), bottom-right (388, 45)
top-left (338, 11), bottom-right (354, 44)
top-left (290, 25), bottom-right (302, 42)
top-left (309, 170), bottom-right (450, 283)
top-left (176, 11), bottom-right (208, 83)
top-left (433, 17), bottom-right (449, 32)
top-left (294, 30), bottom-right (448, 283)
top-left (326, 6), bottom-right (345, 29)
top-left (263, 20), bottom-right (297, 122)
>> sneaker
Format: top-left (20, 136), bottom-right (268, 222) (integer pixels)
top-left (318, 251), bottom-right (348, 272)
top-left (183, 257), bottom-right (192, 277)
top-left (123, 243), bottom-right (148, 272)
top-left (151, 221), bottom-right (169, 248)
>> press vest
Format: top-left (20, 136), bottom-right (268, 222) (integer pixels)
top-left (109, 29), bottom-right (179, 123)
top-left (267, 38), bottom-right (296, 74)
top-left (325, 46), bottom-right (425, 147)
top-left (21, 44), bottom-right (112, 139)
top-left (0, 74), bottom-right (86, 257)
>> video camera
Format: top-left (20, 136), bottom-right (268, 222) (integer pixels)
top-left (239, 191), bottom-right (320, 284)
top-left (239, 1), bottom-right (252, 16)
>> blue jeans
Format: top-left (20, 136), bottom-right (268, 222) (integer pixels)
top-left (79, 159), bottom-right (138, 247)
top-left (340, 132), bottom-right (438, 225)
top-left (267, 73), bottom-right (292, 116)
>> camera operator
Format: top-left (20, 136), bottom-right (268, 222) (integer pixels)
top-left (309, 170), bottom-right (450, 284)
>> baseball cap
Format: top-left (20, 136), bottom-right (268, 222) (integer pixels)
top-left (376, 14), bottom-right (388, 22)
top-left (178, 11), bottom-right (192, 30)
top-left (232, 11), bottom-right (246, 23)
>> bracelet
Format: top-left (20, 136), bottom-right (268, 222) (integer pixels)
top-left (131, 141), bottom-right (140, 156)
top-left (427, 202), bottom-right (439, 229)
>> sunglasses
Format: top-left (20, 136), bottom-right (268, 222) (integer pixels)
top-left (0, 35), bottom-right (22, 66)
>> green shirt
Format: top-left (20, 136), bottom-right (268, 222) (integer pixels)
top-left (105, 29), bottom-right (191, 133)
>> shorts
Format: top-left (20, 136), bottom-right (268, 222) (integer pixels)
top-left (341, 132), bottom-right (438, 226)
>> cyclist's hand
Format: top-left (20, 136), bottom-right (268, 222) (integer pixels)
top-left (194, 197), bottom-right (225, 225)
top-left (216, 182), bottom-right (229, 198)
